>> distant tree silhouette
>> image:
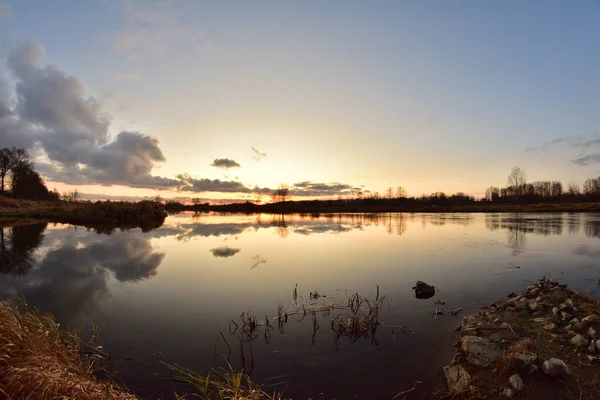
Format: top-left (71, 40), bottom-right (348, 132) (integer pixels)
top-left (396, 186), bottom-right (407, 199)
top-left (567, 181), bottom-right (580, 196)
top-left (507, 166), bottom-right (527, 200)
top-left (271, 184), bottom-right (290, 203)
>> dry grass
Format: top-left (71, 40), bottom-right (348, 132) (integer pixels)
top-left (0, 300), bottom-right (137, 400)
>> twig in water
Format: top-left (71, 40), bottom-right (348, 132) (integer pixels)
top-left (392, 380), bottom-right (422, 399)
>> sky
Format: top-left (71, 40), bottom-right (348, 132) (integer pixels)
top-left (0, 0), bottom-right (599, 202)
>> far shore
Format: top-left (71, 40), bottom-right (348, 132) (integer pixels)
top-left (168, 200), bottom-right (600, 214)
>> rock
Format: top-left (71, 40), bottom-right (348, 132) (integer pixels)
top-left (513, 352), bottom-right (537, 366)
top-left (542, 358), bottom-right (570, 377)
top-left (528, 299), bottom-right (542, 311)
top-left (516, 297), bottom-right (529, 310)
top-left (536, 296), bottom-right (543, 302)
top-left (509, 374), bottom-right (525, 391)
top-left (526, 364), bottom-right (539, 375)
top-left (572, 323), bottom-right (588, 333)
top-left (506, 296), bottom-right (522, 306)
top-left (533, 317), bottom-right (548, 323)
top-left (552, 307), bottom-right (560, 317)
top-left (506, 306), bottom-right (516, 312)
top-left (596, 339), bottom-right (600, 352)
top-left (413, 281), bottom-right (435, 299)
top-left (565, 299), bottom-right (574, 307)
top-left (571, 334), bottom-right (589, 347)
top-left (461, 336), bottom-right (506, 367)
top-left (502, 388), bottom-right (514, 398)
top-left (530, 287), bottom-right (541, 297)
top-left (588, 340), bottom-right (596, 353)
top-left (564, 324), bottom-right (572, 330)
top-left (561, 311), bottom-right (573, 321)
top-left (490, 333), bottom-right (502, 343)
top-left (559, 303), bottom-right (570, 311)
top-left (582, 315), bottom-right (600, 325)
top-left (544, 323), bottom-right (559, 333)
top-left (443, 365), bottom-right (470, 393)
top-left (571, 318), bottom-right (580, 324)
top-left (589, 327), bottom-right (597, 339)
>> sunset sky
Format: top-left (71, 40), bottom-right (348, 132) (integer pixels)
top-left (0, 1), bottom-right (599, 202)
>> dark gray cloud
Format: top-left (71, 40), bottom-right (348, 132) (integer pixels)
top-left (251, 146), bottom-right (267, 161)
top-left (211, 158), bottom-right (241, 169)
top-left (176, 173), bottom-right (254, 193)
top-left (571, 154), bottom-right (600, 166)
top-left (210, 246), bottom-right (241, 258)
top-left (0, 42), bottom-right (176, 189)
top-left (292, 181), bottom-right (361, 197)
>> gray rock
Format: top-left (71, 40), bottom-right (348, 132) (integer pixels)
top-left (490, 333), bottom-right (502, 343)
top-left (516, 297), bottom-right (529, 310)
top-left (512, 352), bottom-right (537, 366)
top-left (571, 334), bottom-right (589, 347)
top-left (542, 358), bottom-right (570, 377)
top-left (564, 324), bottom-right (572, 330)
top-left (552, 307), bottom-right (560, 317)
top-left (588, 340), bottom-right (596, 353)
top-left (530, 287), bottom-right (541, 297)
top-left (528, 299), bottom-right (542, 312)
top-left (571, 318), bottom-right (581, 324)
top-left (544, 323), bottom-right (559, 333)
top-left (596, 339), bottom-right (600, 352)
top-left (502, 388), bottom-right (514, 398)
top-left (561, 311), bottom-right (573, 321)
top-left (589, 327), bottom-right (597, 339)
top-left (572, 323), bottom-right (588, 333)
top-left (565, 299), bottom-right (574, 307)
top-left (443, 365), bottom-right (471, 393)
top-left (506, 306), bottom-right (516, 312)
top-left (461, 336), bottom-right (506, 367)
top-left (582, 315), bottom-right (600, 325)
top-left (509, 374), bottom-right (525, 391)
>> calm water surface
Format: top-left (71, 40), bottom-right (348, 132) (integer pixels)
top-left (2, 212), bottom-right (600, 398)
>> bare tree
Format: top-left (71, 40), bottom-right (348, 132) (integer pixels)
top-left (273, 184), bottom-right (289, 203)
top-left (567, 181), bottom-right (580, 196)
top-left (386, 186), bottom-right (393, 200)
top-left (396, 186), bottom-right (407, 199)
top-left (507, 166), bottom-right (527, 199)
top-left (62, 189), bottom-right (80, 202)
top-left (0, 148), bottom-right (15, 194)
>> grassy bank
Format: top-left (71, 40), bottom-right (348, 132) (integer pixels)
top-left (0, 300), bottom-right (136, 399)
top-left (0, 196), bottom-right (167, 232)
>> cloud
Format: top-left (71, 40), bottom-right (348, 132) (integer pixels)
top-left (210, 246), bottom-right (241, 258)
top-left (571, 154), bottom-right (600, 166)
top-left (251, 146), bottom-right (267, 161)
top-left (0, 42), bottom-right (176, 189)
top-left (211, 158), bottom-right (241, 169)
top-left (525, 134), bottom-right (600, 153)
top-left (177, 173), bottom-right (253, 193)
top-left (0, 1), bottom-right (13, 23)
top-left (112, 0), bottom-right (211, 60)
top-left (292, 181), bottom-right (362, 197)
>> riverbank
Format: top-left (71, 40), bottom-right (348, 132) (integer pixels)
top-left (439, 278), bottom-right (600, 399)
top-left (0, 196), bottom-right (167, 232)
top-left (0, 300), bottom-right (137, 399)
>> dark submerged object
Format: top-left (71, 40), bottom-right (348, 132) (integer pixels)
top-left (413, 281), bottom-right (435, 299)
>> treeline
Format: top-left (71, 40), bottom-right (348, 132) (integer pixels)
top-left (483, 167), bottom-right (600, 203)
top-left (0, 147), bottom-right (58, 201)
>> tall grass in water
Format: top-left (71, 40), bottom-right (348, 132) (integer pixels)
top-left (165, 362), bottom-right (285, 400)
top-left (0, 300), bottom-right (136, 399)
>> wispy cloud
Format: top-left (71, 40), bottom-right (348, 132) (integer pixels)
top-left (112, 0), bottom-right (211, 61)
top-left (211, 158), bottom-right (241, 169)
top-left (251, 146), bottom-right (267, 161)
top-left (524, 133), bottom-right (600, 153)
top-left (571, 153), bottom-right (600, 166)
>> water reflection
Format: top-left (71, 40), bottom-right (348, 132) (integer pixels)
top-left (0, 223), bottom-right (47, 276)
top-left (0, 230), bottom-right (165, 325)
top-left (210, 246), bottom-right (241, 258)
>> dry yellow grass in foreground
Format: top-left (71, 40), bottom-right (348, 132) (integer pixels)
top-left (0, 300), bottom-right (137, 400)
